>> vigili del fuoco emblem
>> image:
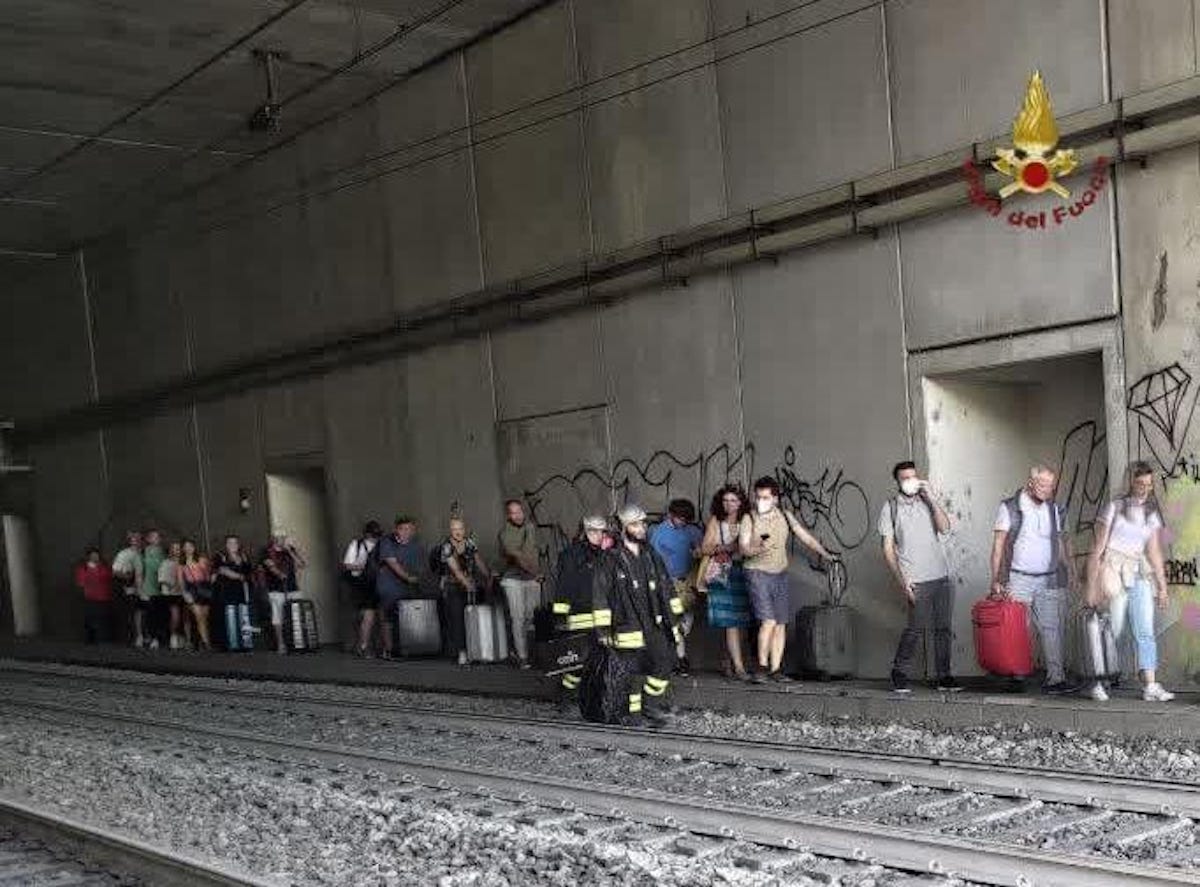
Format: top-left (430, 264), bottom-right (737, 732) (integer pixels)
top-left (992, 71), bottom-right (1078, 199)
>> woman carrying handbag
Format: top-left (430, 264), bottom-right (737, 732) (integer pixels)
top-left (698, 485), bottom-right (754, 681)
top-left (1083, 461), bottom-right (1174, 702)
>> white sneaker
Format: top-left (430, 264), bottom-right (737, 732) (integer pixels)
top-left (457, 651), bottom-right (469, 667)
top-left (1088, 683), bottom-right (1109, 702)
top-left (148, 638), bottom-right (159, 650)
top-left (133, 635), bottom-right (145, 649)
top-left (1143, 683), bottom-right (1175, 702)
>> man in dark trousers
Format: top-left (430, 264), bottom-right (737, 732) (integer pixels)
top-left (552, 515), bottom-right (611, 709)
top-left (592, 504), bottom-right (680, 727)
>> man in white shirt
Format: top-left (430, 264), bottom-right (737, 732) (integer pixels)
top-left (343, 520), bottom-right (382, 657)
top-left (111, 531), bottom-right (144, 647)
top-left (990, 465), bottom-right (1077, 694)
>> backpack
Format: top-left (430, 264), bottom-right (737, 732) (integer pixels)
top-left (362, 540), bottom-right (382, 588)
top-left (1000, 490), bottom-right (1068, 585)
top-left (888, 496), bottom-right (938, 549)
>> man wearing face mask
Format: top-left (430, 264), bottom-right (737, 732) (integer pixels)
top-left (990, 465), bottom-right (1077, 695)
top-left (740, 476), bottom-right (835, 684)
top-left (881, 461), bottom-right (956, 693)
top-left (592, 504), bottom-right (679, 727)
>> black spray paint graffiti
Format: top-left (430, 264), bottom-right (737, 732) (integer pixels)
top-left (521, 443), bottom-right (870, 564)
top-left (1056, 419), bottom-right (1108, 560)
top-left (1167, 558), bottom-right (1198, 587)
top-left (1128, 363), bottom-right (1200, 480)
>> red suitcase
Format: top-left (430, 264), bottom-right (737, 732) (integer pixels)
top-left (972, 596), bottom-right (1032, 676)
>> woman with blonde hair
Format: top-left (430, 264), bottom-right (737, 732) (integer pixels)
top-left (1084, 461), bottom-right (1174, 702)
top-left (438, 515), bottom-right (493, 666)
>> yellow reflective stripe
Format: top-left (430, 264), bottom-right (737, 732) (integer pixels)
top-left (566, 613), bottom-right (594, 629)
top-left (670, 596), bottom-right (684, 615)
top-left (614, 630), bottom-right (645, 649)
top-left (592, 609), bottom-right (613, 627)
top-left (643, 683), bottom-right (668, 697)
top-left (644, 675), bottom-right (669, 689)
top-left (628, 693), bottom-right (642, 712)
top-left (561, 673), bottom-right (581, 689)
top-left (552, 602), bottom-right (571, 615)
top-left (672, 625), bottom-right (682, 644)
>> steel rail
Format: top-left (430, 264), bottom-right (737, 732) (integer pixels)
top-left (6, 664), bottom-right (1198, 819)
top-left (0, 794), bottom-right (280, 886)
top-left (1, 694), bottom-right (1194, 887)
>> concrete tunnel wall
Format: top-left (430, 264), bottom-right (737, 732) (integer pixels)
top-left (9, 0), bottom-right (1200, 680)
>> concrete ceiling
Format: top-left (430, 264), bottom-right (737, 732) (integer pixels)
top-left (0, 0), bottom-right (542, 258)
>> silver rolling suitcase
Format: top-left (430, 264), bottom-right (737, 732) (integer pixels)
top-left (465, 589), bottom-right (508, 663)
top-left (396, 599), bottom-right (441, 656)
top-left (1078, 608), bottom-right (1120, 682)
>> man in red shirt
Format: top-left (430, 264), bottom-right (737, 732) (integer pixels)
top-left (75, 547), bottom-right (114, 644)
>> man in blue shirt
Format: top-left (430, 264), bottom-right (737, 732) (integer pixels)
top-left (649, 499), bottom-right (703, 676)
top-left (376, 516), bottom-right (426, 660)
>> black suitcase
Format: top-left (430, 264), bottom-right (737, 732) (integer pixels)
top-left (287, 599), bottom-right (320, 652)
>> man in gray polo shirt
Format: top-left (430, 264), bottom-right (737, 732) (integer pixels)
top-left (881, 461), bottom-right (956, 693)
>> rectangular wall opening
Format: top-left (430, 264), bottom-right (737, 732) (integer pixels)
top-left (265, 468), bottom-right (336, 646)
top-left (923, 350), bottom-right (1108, 675)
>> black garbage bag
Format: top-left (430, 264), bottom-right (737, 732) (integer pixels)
top-left (578, 642), bottom-right (632, 724)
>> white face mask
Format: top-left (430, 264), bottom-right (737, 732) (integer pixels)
top-left (899, 478), bottom-right (921, 497)
top-left (756, 498), bottom-right (774, 515)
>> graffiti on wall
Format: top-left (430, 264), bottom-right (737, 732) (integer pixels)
top-left (1056, 419), bottom-right (1108, 560)
top-left (1128, 363), bottom-right (1200, 480)
top-left (520, 442), bottom-right (870, 563)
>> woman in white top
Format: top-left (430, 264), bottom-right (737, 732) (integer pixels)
top-left (1084, 461), bottom-right (1173, 702)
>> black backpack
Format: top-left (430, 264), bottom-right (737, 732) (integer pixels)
top-left (362, 540), bottom-right (382, 588)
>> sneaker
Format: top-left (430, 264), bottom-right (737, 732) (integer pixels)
top-left (768, 671), bottom-right (794, 684)
top-left (1143, 682), bottom-right (1175, 702)
top-left (380, 650), bottom-right (393, 661)
top-left (891, 671), bottom-right (912, 694)
top-left (935, 676), bottom-right (963, 693)
top-left (147, 638), bottom-right (160, 651)
top-left (1088, 682), bottom-right (1109, 702)
top-left (133, 635), bottom-right (145, 649)
top-left (749, 670), bottom-right (767, 685)
top-left (1042, 681), bottom-right (1075, 696)
top-left (519, 659), bottom-right (532, 670)
top-left (457, 651), bottom-right (469, 667)
top-left (732, 670), bottom-right (753, 683)
top-left (1005, 676), bottom-right (1027, 694)
top-left (675, 657), bottom-right (691, 678)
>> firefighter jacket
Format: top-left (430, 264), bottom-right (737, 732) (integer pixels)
top-left (551, 538), bottom-right (604, 631)
top-left (591, 542), bottom-right (680, 654)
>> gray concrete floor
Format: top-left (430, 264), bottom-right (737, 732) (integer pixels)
top-left (3, 638), bottom-right (1198, 739)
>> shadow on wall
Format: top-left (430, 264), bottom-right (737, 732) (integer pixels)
top-left (520, 442), bottom-right (870, 568)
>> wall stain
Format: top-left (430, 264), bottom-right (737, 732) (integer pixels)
top-left (1151, 250), bottom-right (1169, 331)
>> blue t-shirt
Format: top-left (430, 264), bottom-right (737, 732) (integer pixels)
top-left (649, 521), bottom-right (703, 580)
top-left (375, 534), bottom-right (425, 597)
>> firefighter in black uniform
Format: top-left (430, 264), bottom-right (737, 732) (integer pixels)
top-left (592, 504), bottom-right (681, 727)
top-left (551, 515), bottom-right (610, 708)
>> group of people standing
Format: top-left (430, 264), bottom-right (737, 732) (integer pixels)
top-left (74, 456), bottom-right (1179, 705)
top-left (340, 502), bottom-right (548, 668)
top-left (75, 530), bottom-right (306, 654)
top-left (882, 459), bottom-right (1175, 702)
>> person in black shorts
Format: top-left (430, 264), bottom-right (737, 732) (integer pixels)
top-left (343, 520), bottom-right (382, 657)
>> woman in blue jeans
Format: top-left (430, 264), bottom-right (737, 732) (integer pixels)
top-left (1085, 461), bottom-right (1174, 702)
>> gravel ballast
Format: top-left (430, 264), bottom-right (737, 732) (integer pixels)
top-left (0, 710), bottom-right (960, 886)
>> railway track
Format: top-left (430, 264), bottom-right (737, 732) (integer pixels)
top-left (0, 794), bottom-right (277, 886)
top-left (2, 665), bottom-right (1198, 886)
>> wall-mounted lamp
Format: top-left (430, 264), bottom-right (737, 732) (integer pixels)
top-left (238, 488), bottom-right (252, 514)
